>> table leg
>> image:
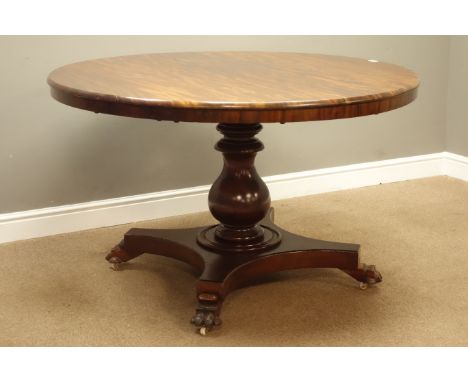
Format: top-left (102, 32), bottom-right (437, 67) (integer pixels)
top-left (106, 123), bottom-right (382, 335)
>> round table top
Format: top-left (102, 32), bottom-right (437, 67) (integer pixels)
top-left (48, 52), bottom-right (419, 124)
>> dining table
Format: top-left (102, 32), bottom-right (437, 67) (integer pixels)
top-left (48, 51), bottom-right (419, 335)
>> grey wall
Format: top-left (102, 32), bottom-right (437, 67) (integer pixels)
top-left (446, 36), bottom-right (468, 156)
top-left (0, 36), bottom-right (450, 213)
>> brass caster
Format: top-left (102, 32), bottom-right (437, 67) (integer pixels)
top-left (108, 258), bottom-right (122, 271)
top-left (110, 263), bottom-right (120, 271)
top-left (359, 282), bottom-right (368, 290)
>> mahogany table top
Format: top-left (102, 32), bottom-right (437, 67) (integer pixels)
top-left (48, 52), bottom-right (419, 123)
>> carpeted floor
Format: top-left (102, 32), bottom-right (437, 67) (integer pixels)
top-left (0, 176), bottom-right (467, 346)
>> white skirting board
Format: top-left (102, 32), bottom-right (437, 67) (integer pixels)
top-left (1, 151), bottom-right (467, 244)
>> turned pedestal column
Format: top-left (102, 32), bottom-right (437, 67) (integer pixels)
top-left (197, 123), bottom-right (281, 253)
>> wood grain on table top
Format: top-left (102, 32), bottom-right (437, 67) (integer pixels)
top-left (48, 52), bottom-right (419, 123)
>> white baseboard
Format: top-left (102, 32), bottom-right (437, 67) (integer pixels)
top-left (442, 152), bottom-right (468, 182)
top-left (1, 151), bottom-right (466, 244)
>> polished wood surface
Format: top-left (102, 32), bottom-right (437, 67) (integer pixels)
top-left (48, 52), bottom-right (419, 123)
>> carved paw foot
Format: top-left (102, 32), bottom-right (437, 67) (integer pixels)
top-left (191, 310), bottom-right (222, 335)
top-left (105, 243), bottom-right (134, 271)
top-left (191, 293), bottom-right (223, 335)
top-left (342, 263), bottom-right (382, 289)
top-left (363, 264), bottom-right (382, 283)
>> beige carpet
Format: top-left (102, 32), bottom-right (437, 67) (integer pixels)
top-left (0, 176), bottom-right (467, 346)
